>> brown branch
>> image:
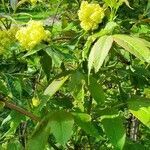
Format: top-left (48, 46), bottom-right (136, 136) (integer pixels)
top-left (0, 98), bottom-right (41, 122)
top-left (0, 97), bottom-right (61, 149)
top-left (53, 36), bottom-right (72, 41)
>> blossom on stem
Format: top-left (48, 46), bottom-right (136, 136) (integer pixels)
top-left (78, 1), bottom-right (104, 31)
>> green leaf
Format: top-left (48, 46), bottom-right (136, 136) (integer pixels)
top-left (74, 113), bottom-right (103, 139)
top-left (7, 139), bottom-right (22, 150)
top-left (23, 44), bottom-right (47, 57)
top-left (68, 71), bottom-right (85, 111)
top-left (73, 83), bottom-right (84, 111)
top-left (72, 112), bottom-right (91, 122)
top-left (113, 34), bottom-right (150, 63)
top-left (88, 77), bottom-right (105, 104)
top-left (27, 111), bottom-right (74, 149)
top-left (50, 111), bottom-right (74, 145)
top-left (101, 116), bottom-right (126, 150)
top-left (0, 101), bottom-right (5, 110)
top-left (83, 22), bottom-right (117, 59)
top-left (44, 75), bottom-right (69, 97)
top-left (1, 111), bottom-right (26, 139)
top-left (124, 141), bottom-right (145, 150)
top-left (0, 80), bottom-right (8, 95)
top-left (14, 80), bottom-right (22, 96)
top-left (92, 22), bottom-right (118, 39)
top-left (104, 0), bottom-right (133, 9)
top-left (128, 97), bottom-right (150, 128)
top-left (45, 47), bottom-right (62, 67)
top-left (88, 35), bottom-right (113, 74)
top-left (103, 0), bottom-right (117, 8)
top-left (131, 36), bottom-right (150, 48)
top-left (26, 116), bottom-right (51, 150)
top-left (40, 52), bottom-right (52, 80)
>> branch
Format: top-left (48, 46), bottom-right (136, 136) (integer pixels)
top-left (0, 96), bottom-right (61, 150)
top-left (0, 98), bottom-right (41, 122)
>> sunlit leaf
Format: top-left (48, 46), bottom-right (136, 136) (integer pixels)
top-left (113, 34), bottom-right (150, 63)
top-left (88, 35), bottom-right (113, 74)
top-left (128, 97), bottom-right (150, 128)
top-left (44, 75), bottom-right (69, 97)
top-left (83, 22), bottom-right (117, 59)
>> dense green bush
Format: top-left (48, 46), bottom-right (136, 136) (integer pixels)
top-left (0, 0), bottom-right (150, 149)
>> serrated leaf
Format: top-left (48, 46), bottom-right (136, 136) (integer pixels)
top-left (44, 75), bottom-right (69, 97)
top-left (128, 97), bottom-right (150, 128)
top-left (88, 77), bottom-right (105, 104)
top-left (50, 111), bottom-right (74, 145)
top-left (88, 36), bottom-right (113, 74)
top-left (101, 116), bottom-right (126, 150)
top-left (113, 34), bottom-right (150, 63)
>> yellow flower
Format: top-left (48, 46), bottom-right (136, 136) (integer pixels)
top-left (32, 97), bottom-right (40, 107)
top-left (0, 27), bottom-right (17, 54)
top-left (78, 1), bottom-right (104, 31)
top-left (16, 20), bottom-right (48, 49)
top-left (30, 0), bottom-right (38, 5)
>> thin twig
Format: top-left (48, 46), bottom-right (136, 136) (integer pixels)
top-left (51, 0), bottom-right (63, 32)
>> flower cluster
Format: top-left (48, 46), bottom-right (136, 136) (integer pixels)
top-left (32, 97), bottom-right (40, 107)
top-left (0, 27), bottom-right (17, 54)
top-left (30, 0), bottom-right (38, 5)
top-left (78, 1), bottom-right (104, 31)
top-left (0, 32), bottom-right (8, 54)
top-left (16, 20), bottom-right (49, 49)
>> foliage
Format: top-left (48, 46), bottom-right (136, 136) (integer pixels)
top-left (0, 0), bottom-right (150, 149)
